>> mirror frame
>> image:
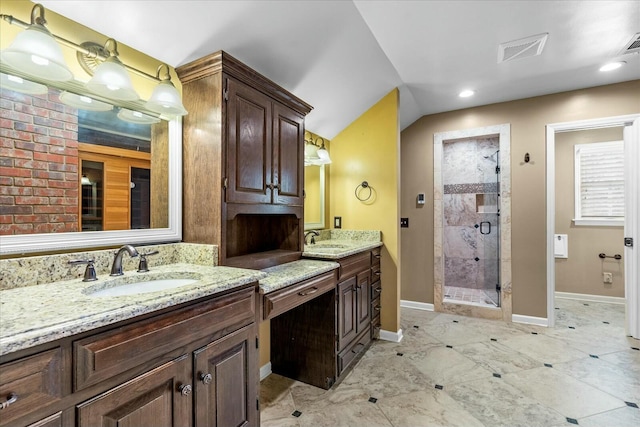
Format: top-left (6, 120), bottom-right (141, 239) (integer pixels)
top-left (0, 118), bottom-right (183, 255)
top-left (304, 164), bottom-right (325, 230)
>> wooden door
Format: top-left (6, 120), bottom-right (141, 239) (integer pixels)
top-left (76, 355), bottom-right (191, 427)
top-left (193, 325), bottom-right (258, 427)
top-left (225, 77), bottom-right (273, 205)
top-left (356, 271), bottom-right (371, 334)
top-left (337, 277), bottom-right (357, 351)
top-left (272, 103), bottom-right (304, 206)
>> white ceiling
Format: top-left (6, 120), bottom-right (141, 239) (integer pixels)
top-left (39, 0), bottom-right (640, 139)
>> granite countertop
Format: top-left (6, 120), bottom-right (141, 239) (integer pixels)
top-left (0, 263), bottom-right (266, 356)
top-left (302, 239), bottom-right (383, 260)
top-left (259, 259), bottom-right (340, 294)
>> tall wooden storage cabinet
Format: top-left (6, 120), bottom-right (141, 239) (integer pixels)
top-left (176, 51), bottom-right (312, 269)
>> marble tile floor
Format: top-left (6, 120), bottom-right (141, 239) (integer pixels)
top-left (260, 298), bottom-right (640, 427)
top-left (444, 285), bottom-right (498, 308)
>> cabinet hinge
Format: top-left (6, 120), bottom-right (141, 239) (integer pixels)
top-left (223, 177), bottom-right (228, 189)
top-left (255, 337), bottom-right (259, 348)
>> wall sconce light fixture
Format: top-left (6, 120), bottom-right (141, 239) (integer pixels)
top-left (0, 3), bottom-right (187, 117)
top-left (304, 131), bottom-right (332, 166)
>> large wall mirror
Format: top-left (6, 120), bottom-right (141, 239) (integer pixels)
top-left (0, 77), bottom-right (182, 255)
top-left (304, 164), bottom-right (325, 230)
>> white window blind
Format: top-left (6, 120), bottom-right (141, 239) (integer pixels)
top-left (574, 140), bottom-right (624, 223)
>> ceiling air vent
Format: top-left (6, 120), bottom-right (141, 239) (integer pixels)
top-left (498, 33), bottom-right (548, 63)
top-left (619, 32), bottom-right (640, 55)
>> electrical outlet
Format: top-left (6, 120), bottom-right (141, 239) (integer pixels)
top-left (334, 216), bottom-right (342, 229)
top-left (603, 272), bottom-right (613, 284)
top-left (400, 218), bottom-right (409, 228)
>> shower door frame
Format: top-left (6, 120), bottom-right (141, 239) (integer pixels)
top-left (433, 124), bottom-right (512, 322)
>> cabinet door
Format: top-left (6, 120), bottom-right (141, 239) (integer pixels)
top-left (337, 277), bottom-right (357, 351)
top-left (194, 324), bottom-right (258, 427)
top-left (272, 103), bottom-right (304, 206)
top-left (225, 77), bottom-right (273, 204)
top-left (356, 270), bottom-right (371, 334)
top-left (77, 355), bottom-right (191, 427)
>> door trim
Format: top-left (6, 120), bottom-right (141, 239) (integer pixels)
top-left (545, 114), bottom-right (640, 335)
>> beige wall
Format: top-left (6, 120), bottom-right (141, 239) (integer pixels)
top-left (401, 80), bottom-right (640, 318)
top-left (555, 127), bottom-right (625, 297)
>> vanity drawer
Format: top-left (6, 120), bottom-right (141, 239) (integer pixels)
top-left (371, 247), bottom-right (381, 268)
top-left (337, 331), bottom-right (370, 376)
top-left (74, 286), bottom-right (256, 391)
top-left (371, 295), bottom-right (381, 318)
top-left (0, 348), bottom-right (63, 427)
top-left (371, 278), bottom-right (382, 299)
top-left (263, 270), bottom-right (337, 320)
top-left (338, 252), bottom-right (371, 281)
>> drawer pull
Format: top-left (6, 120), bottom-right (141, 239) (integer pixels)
top-left (374, 305), bottom-right (381, 312)
top-left (298, 287), bottom-right (319, 296)
top-left (351, 343), bottom-right (365, 354)
top-left (373, 287), bottom-right (382, 295)
top-left (0, 393), bottom-right (18, 410)
top-left (199, 373), bottom-right (213, 385)
top-left (373, 271), bottom-right (381, 276)
top-left (178, 384), bottom-right (192, 396)
top-left (374, 254), bottom-right (381, 259)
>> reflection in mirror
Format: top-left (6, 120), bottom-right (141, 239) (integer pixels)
top-left (304, 164), bottom-right (325, 230)
top-left (0, 82), bottom-right (181, 255)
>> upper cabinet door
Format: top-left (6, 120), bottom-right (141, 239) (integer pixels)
top-left (272, 103), bottom-right (304, 206)
top-left (225, 77), bottom-right (273, 204)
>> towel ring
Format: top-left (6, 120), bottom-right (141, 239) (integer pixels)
top-left (355, 181), bottom-right (372, 201)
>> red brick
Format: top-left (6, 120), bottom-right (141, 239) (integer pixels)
top-left (0, 215), bottom-right (12, 224)
top-left (64, 222), bottom-right (79, 232)
top-left (48, 145), bottom-right (77, 156)
top-left (34, 188), bottom-right (64, 197)
top-left (65, 155), bottom-right (79, 165)
top-left (0, 166), bottom-right (32, 177)
top-left (49, 163), bottom-right (77, 173)
top-left (0, 223), bottom-right (34, 235)
top-left (48, 180), bottom-right (76, 189)
top-left (0, 138), bottom-right (15, 148)
top-left (49, 197), bottom-right (77, 205)
top-left (0, 187), bottom-right (32, 196)
top-left (0, 205), bottom-right (32, 214)
top-left (0, 90), bottom-right (33, 104)
top-left (32, 97), bottom-right (65, 113)
top-left (33, 116), bottom-right (64, 129)
top-left (46, 222), bottom-right (68, 233)
top-left (0, 109), bottom-right (34, 123)
top-left (33, 205), bottom-right (65, 214)
top-left (13, 177), bottom-right (47, 187)
top-left (0, 148), bottom-right (33, 160)
top-left (65, 172), bottom-right (78, 181)
top-left (32, 223), bottom-right (53, 234)
top-left (0, 195), bottom-right (14, 205)
top-left (64, 123), bottom-right (78, 132)
top-left (14, 121), bottom-right (49, 135)
top-left (64, 205), bottom-right (77, 214)
top-left (49, 214), bottom-right (77, 223)
top-left (0, 118), bottom-right (13, 129)
top-left (16, 196), bottom-right (49, 205)
top-left (0, 98), bottom-right (14, 109)
top-left (50, 111), bottom-right (78, 124)
top-left (14, 103), bottom-right (50, 118)
top-left (0, 157), bottom-right (12, 167)
top-left (0, 177), bottom-right (13, 185)
top-left (33, 135), bottom-right (64, 146)
top-left (64, 189), bottom-right (78, 198)
top-left (0, 128), bottom-right (33, 141)
top-left (15, 141), bottom-right (48, 152)
top-left (33, 152), bottom-right (65, 163)
top-left (14, 214), bottom-right (48, 223)
top-left (33, 170), bottom-right (65, 180)
top-left (14, 159), bottom-right (48, 170)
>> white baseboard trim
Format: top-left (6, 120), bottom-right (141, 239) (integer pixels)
top-left (400, 300), bottom-right (435, 311)
top-left (259, 362), bottom-right (272, 381)
top-left (379, 328), bottom-right (404, 343)
top-left (512, 314), bottom-right (549, 327)
top-left (555, 291), bottom-right (625, 305)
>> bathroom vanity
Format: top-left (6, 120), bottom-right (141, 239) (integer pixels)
top-left (0, 262), bottom-right (265, 427)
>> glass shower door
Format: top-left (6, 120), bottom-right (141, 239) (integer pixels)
top-left (480, 150), bottom-right (500, 307)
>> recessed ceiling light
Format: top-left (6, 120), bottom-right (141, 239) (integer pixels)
top-left (459, 90), bottom-right (475, 98)
top-left (599, 61), bottom-right (626, 72)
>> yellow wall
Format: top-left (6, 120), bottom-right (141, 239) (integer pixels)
top-left (401, 80), bottom-right (640, 318)
top-left (330, 89), bottom-right (401, 334)
top-left (0, 0), bottom-right (178, 98)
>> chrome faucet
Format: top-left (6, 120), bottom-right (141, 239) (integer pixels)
top-left (304, 230), bottom-right (320, 245)
top-left (110, 244), bottom-right (139, 276)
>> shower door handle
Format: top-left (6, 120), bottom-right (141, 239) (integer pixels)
top-left (479, 221), bottom-right (491, 235)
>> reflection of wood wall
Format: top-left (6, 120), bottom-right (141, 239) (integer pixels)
top-left (79, 144), bottom-right (150, 231)
top-left (151, 121), bottom-right (169, 228)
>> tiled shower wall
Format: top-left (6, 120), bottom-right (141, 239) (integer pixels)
top-left (442, 137), bottom-right (499, 295)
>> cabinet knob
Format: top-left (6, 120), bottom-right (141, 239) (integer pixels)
top-left (0, 393), bottom-right (18, 410)
top-left (199, 373), bottom-right (213, 385)
top-left (178, 384), bottom-right (192, 396)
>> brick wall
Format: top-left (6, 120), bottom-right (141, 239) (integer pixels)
top-left (0, 88), bottom-right (80, 235)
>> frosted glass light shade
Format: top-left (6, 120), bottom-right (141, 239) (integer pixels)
top-left (0, 73), bottom-right (48, 95)
top-left (1, 25), bottom-right (73, 82)
top-left (86, 57), bottom-right (139, 101)
top-left (316, 147), bottom-right (332, 164)
top-left (117, 108), bottom-right (161, 124)
top-left (59, 91), bottom-right (113, 111)
top-left (145, 80), bottom-right (187, 116)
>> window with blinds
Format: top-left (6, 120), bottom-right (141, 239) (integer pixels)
top-left (574, 140), bottom-right (624, 226)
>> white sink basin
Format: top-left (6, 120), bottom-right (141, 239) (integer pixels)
top-left (87, 278), bottom-right (200, 297)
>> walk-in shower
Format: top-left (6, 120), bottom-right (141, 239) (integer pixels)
top-left (442, 137), bottom-right (501, 307)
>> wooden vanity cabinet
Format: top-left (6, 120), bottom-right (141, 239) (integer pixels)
top-left (176, 51), bottom-right (312, 268)
top-left (371, 247), bottom-right (382, 338)
top-left (0, 285), bottom-right (260, 427)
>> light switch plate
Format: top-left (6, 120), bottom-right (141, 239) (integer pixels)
top-left (334, 216), bottom-right (342, 229)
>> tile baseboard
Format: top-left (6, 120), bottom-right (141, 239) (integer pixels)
top-left (512, 314), bottom-right (549, 327)
top-left (260, 362), bottom-right (272, 381)
top-left (400, 300), bottom-right (435, 311)
top-left (555, 292), bottom-right (625, 305)
top-left (379, 328), bottom-right (404, 343)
